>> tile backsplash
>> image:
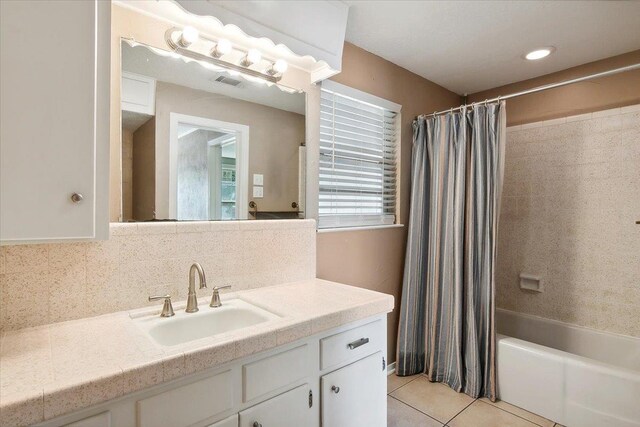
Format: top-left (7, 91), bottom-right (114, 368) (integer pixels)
top-left (0, 220), bottom-right (316, 331)
top-left (497, 105), bottom-right (639, 336)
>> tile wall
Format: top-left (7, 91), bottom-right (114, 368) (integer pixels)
top-left (0, 220), bottom-right (316, 331)
top-left (497, 105), bottom-right (640, 336)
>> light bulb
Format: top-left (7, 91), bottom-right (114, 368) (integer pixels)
top-left (179, 26), bottom-right (199, 47)
top-left (242, 49), bottom-right (262, 66)
top-left (273, 59), bottom-right (288, 73)
top-left (214, 39), bottom-right (232, 57)
top-left (267, 59), bottom-right (288, 76)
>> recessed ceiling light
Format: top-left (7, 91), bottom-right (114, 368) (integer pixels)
top-left (524, 47), bottom-right (555, 61)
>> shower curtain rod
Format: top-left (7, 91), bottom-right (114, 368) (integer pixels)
top-left (423, 62), bottom-right (640, 118)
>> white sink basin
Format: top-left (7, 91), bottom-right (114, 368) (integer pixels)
top-left (135, 299), bottom-right (280, 347)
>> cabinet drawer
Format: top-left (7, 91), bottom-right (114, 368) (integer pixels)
top-left (65, 411), bottom-right (111, 427)
top-left (137, 369), bottom-right (233, 427)
top-left (243, 344), bottom-right (308, 402)
top-left (239, 384), bottom-right (314, 427)
top-left (320, 320), bottom-right (383, 370)
top-left (206, 414), bottom-right (238, 427)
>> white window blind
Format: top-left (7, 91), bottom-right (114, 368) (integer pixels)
top-left (319, 84), bottom-right (399, 229)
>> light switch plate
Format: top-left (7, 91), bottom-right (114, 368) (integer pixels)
top-left (253, 174), bottom-right (264, 185)
top-left (253, 186), bottom-right (264, 198)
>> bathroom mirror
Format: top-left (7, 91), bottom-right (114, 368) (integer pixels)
top-left (119, 41), bottom-right (306, 221)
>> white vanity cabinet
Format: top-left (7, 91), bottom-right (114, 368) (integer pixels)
top-left (0, 0), bottom-right (110, 243)
top-left (42, 316), bottom-right (387, 427)
top-left (321, 352), bottom-right (387, 427)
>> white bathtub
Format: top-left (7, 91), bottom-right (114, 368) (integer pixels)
top-left (496, 308), bottom-right (640, 427)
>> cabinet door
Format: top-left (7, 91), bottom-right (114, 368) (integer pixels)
top-left (0, 0), bottom-right (110, 242)
top-left (321, 352), bottom-right (386, 427)
top-left (239, 384), bottom-right (315, 427)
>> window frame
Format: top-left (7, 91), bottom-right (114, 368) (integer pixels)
top-left (317, 80), bottom-right (402, 231)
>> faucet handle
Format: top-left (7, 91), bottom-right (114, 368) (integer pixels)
top-left (210, 285), bottom-right (232, 308)
top-left (149, 295), bottom-right (175, 317)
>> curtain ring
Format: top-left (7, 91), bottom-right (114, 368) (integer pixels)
top-left (484, 99), bottom-right (488, 106)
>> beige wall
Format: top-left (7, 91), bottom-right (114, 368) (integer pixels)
top-left (316, 43), bottom-right (462, 363)
top-left (132, 117), bottom-right (155, 221)
top-left (498, 106), bottom-right (639, 336)
top-left (153, 82), bottom-right (304, 219)
top-left (469, 50), bottom-right (640, 126)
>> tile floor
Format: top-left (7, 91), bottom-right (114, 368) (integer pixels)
top-left (387, 374), bottom-right (565, 427)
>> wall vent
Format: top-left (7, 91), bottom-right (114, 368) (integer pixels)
top-left (213, 75), bottom-right (242, 87)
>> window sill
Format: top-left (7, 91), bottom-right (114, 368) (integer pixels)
top-left (317, 224), bottom-right (405, 233)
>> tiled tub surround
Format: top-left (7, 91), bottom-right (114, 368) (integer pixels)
top-left (0, 279), bottom-right (394, 426)
top-left (497, 105), bottom-right (640, 336)
top-left (0, 220), bottom-right (316, 331)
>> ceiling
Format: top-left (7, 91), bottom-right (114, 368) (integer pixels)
top-left (344, 1), bottom-right (640, 94)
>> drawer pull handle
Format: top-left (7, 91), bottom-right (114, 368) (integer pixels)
top-left (253, 422), bottom-right (262, 427)
top-left (331, 385), bottom-right (340, 393)
top-left (347, 337), bottom-right (369, 350)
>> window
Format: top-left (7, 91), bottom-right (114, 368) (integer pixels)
top-left (319, 81), bottom-right (400, 229)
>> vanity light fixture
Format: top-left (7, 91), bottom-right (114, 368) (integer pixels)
top-left (211, 38), bottom-right (232, 58)
top-left (165, 27), bottom-right (284, 83)
top-left (242, 49), bottom-right (262, 67)
top-left (524, 47), bottom-right (555, 60)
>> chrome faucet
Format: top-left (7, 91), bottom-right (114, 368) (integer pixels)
top-left (186, 262), bottom-right (207, 313)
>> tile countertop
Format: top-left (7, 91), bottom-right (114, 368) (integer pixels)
top-left (0, 279), bottom-right (394, 427)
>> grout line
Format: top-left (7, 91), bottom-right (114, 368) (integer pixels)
top-left (390, 376), bottom-right (478, 425)
top-left (388, 395), bottom-right (446, 426)
top-left (444, 397), bottom-right (477, 425)
top-left (473, 400), bottom-right (542, 426)
top-left (386, 374), bottom-right (421, 394)
top-left (482, 399), bottom-right (551, 425)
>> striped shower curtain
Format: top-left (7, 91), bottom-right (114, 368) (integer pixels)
top-left (396, 102), bottom-right (506, 401)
